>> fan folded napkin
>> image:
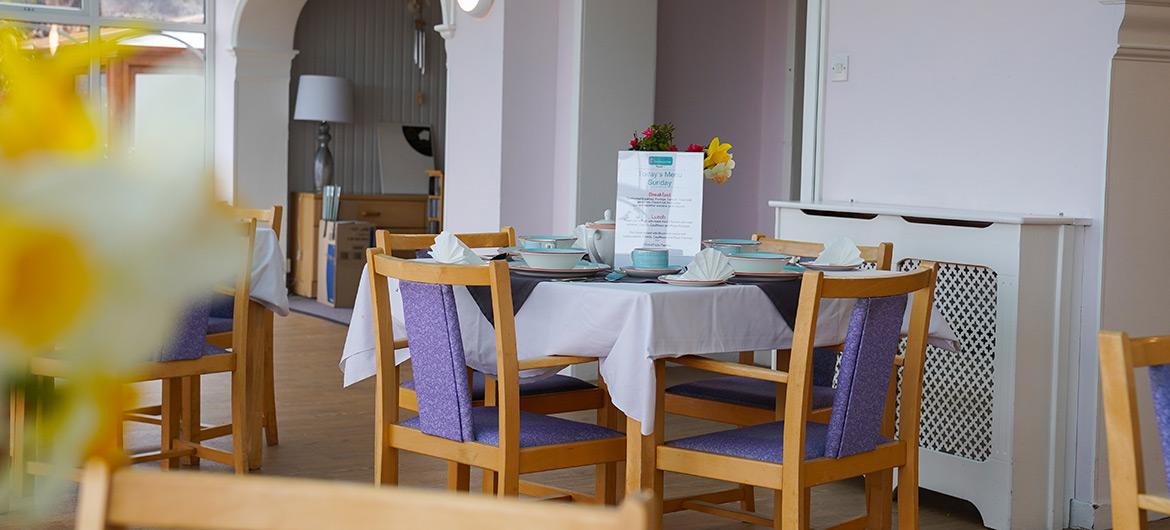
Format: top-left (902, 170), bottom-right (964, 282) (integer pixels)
top-left (679, 248), bottom-right (735, 281)
top-left (811, 236), bottom-right (864, 267)
top-left (430, 231), bottom-right (485, 265)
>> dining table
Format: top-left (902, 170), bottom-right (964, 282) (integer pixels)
top-left (339, 259), bottom-right (960, 493)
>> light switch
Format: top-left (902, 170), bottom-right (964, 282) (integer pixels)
top-left (830, 54), bottom-right (849, 82)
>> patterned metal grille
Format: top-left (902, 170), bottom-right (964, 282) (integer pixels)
top-left (894, 259), bottom-right (997, 461)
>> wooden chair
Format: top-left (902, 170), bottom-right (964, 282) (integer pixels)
top-left (126, 205), bottom-right (282, 467)
top-left (76, 460), bottom-right (650, 530)
top-left (368, 251), bottom-right (625, 502)
top-left (1099, 331), bottom-right (1170, 529)
top-left (11, 220), bottom-right (261, 491)
top-left (663, 237), bottom-right (895, 439)
top-left (652, 264), bottom-right (937, 529)
top-left (376, 228), bottom-right (612, 497)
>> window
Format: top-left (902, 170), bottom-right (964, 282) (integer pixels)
top-left (0, 0), bottom-right (212, 166)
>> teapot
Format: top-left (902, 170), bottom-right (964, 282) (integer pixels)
top-left (576, 209), bottom-right (616, 267)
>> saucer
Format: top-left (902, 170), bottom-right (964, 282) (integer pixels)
top-left (510, 260), bottom-right (609, 279)
top-left (622, 265), bottom-right (684, 278)
top-left (658, 274), bottom-right (727, 287)
top-left (800, 263), bottom-right (863, 272)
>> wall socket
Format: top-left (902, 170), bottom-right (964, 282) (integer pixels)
top-left (830, 54), bottom-right (849, 82)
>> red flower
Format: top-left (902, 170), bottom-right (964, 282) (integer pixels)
top-left (629, 137), bottom-right (639, 148)
top-left (686, 144), bottom-right (704, 152)
top-left (668, 145), bottom-right (678, 151)
top-left (642, 127), bottom-right (654, 138)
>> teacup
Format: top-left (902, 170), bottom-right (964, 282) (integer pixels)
top-left (631, 248), bottom-right (670, 270)
top-left (519, 235), bottom-right (578, 250)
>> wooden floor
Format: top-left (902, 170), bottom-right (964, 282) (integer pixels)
top-left (2, 312), bottom-right (1157, 529)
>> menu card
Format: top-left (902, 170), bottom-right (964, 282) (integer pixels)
top-left (613, 151), bottom-right (704, 268)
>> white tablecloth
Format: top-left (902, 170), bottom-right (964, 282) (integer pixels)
top-left (340, 268), bottom-right (958, 435)
top-left (251, 227), bottom-right (290, 316)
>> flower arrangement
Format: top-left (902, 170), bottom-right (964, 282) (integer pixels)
top-left (627, 123), bottom-right (734, 184)
top-left (1, 25), bottom-right (237, 515)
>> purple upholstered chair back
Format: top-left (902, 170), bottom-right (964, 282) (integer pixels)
top-left (1148, 365), bottom-right (1170, 486)
top-left (157, 302), bottom-right (213, 362)
top-left (399, 280), bottom-right (475, 442)
top-left (823, 295), bottom-right (908, 458)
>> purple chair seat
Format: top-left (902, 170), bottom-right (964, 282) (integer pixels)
top-left (207, 316), bottom-right (234, 335)
top-left (666, 376), bottom-right (836, 411)
top-left (402, 407), bottom-right (621, 448)
top-left (402, 372), bottom-right (595, 401)
top-left (665, 422), bottom-right (887, 464)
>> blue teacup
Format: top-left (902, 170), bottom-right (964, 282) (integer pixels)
top-left (631, 248), bottom-right (670, 269)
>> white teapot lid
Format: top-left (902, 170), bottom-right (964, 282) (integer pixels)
top-left (586, 209), bottom-right (616, 229)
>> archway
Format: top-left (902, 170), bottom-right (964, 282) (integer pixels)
top-left (215, 0), bottom-right (308, 237)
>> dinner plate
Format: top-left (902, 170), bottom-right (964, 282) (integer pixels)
top-left (800, 263), bottom-right (863, 272)
top-left (622, 265), bottom-right (684, 278)
top-left (510, 260), bottom-right (610, 278)
top-left (658, 274), bottom-right (728, 287)
top-left (732, 269), bottom-right (802, 280)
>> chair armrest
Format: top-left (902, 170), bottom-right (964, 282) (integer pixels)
top-left (214, 286), bottom-right (236, 297)
top-left (668, 355), bottom-right (789, 384)
top-left (517, 355), bottom-right (597, 370)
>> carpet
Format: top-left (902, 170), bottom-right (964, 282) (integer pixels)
top-left (288, 295), bottom-right (353, 326)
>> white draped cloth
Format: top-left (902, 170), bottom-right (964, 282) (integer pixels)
top-left (340, 268), bottom-right (959, 435)
top-left (249, 227), bottom-right (290, 316)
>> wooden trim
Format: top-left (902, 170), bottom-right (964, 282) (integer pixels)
top-left (661, 488), bottom-right (746, 513)
top-left (79, 462), bottom-right (651, 530)
top-left (678, 500), bottom-right (772, 526)
top-left (655, 446), bottom-right (783, 490)
top-left (749, 234), bottom-right (895, 271)
top-left (516, 355), bottom-right (597, 370)
top-left (667, 355), bottom-right (789, 383)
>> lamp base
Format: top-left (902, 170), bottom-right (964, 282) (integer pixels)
top-left (313, 121), bottom-right (334, 192)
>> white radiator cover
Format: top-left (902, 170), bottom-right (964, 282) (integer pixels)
top-left (771, 201), bottom-right (1089, 530)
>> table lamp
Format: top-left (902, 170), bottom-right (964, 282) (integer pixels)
top-left (294, 75), bottom-right (353, 192)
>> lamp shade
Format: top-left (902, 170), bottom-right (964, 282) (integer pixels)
top-left (294, 75), bottom-right (353, 123)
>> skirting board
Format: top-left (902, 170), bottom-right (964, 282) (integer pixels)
top-left (1069, 499), bottom-right (1170, 529)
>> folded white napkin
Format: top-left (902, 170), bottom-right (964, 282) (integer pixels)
top-left (430, 231), bottom-right (485, 265)
top-left (679, 248), bottom-right (735, 281)
top-left (811, 236), bottom-right (864, 267)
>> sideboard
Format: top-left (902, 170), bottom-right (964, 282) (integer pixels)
top-left (290, 192), bottom-right (429, 298)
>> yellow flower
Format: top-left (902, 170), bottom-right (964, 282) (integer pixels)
top-left (0, 25), bottom-right (122, 162)
top-left (703, 137), bottom-right (732, 168)
top-left (0, 214), bottom-right (95, 351)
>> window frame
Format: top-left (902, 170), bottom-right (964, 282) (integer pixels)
top-left (0, 0), bottom-right (216, 171)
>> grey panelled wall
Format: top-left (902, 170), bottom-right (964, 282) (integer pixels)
top-left (289, 0), bottom-right (447, 195)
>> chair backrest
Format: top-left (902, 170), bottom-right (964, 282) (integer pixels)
top-left (156, 302), bottom-right (213, 362)
top-left (1099, 332), bottom-right (1170, 525)
top-left (376, 227), bottom-right (516, 258)
top-left (236, 205), bottom-right (283, 239)
top-left (781, 265), bottom-right (936, 465)
top-left (750, 234), bottom-right (894, 271)
top-left (76, 461), bottom-right (650, 530)
top-left (367, 251), bottom-right (520, 445)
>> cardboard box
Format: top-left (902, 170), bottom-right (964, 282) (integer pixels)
top-left (316, 220), bottom-right (373, 308)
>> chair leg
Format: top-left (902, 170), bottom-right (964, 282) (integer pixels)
top-left (9, 380), bottom-right (29, 498)
top-left (230, 357), bottom-right (250, 475)
top-left (160, 379), bottom-right (183, 471)
top-left (497, 463), bottom-right (519, 497)
top-left (447, 462), bottom-right (470, 492)
top-left (740, 484), bottom-right (756, 512)
top-left (262, 313), bottom-right (279, 447)
top-left (865, 469), bottom-right (893, 530)
top-left (776, 487), bottom-right (810, 530)
top-left (181, 376), bottom-right (200, 467)
top-left (482, 470), bottom-right (498, 495)
top-left (594, 382), bottom-right (617, 505)
top-left (897, 464), bottom-right (919, 530)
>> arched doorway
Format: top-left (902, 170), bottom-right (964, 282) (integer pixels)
top-left (216, 0), bottom-right (308, 238)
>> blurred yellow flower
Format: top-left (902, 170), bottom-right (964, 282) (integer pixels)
top-left (0, 25), bottom-right (108, 161)
top-left (704, 137), bottom-right (732, 168)
top-left (0, 215), bottom-right (94, 351)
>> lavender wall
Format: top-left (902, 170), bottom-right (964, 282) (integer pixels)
top-left (654, 0), bottom-right (791, 239)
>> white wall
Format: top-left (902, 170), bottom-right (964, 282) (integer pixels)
top-left (441, 3), bottom-right (506, 233)
top-left (816, 0), bottom-right (1123, 524)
